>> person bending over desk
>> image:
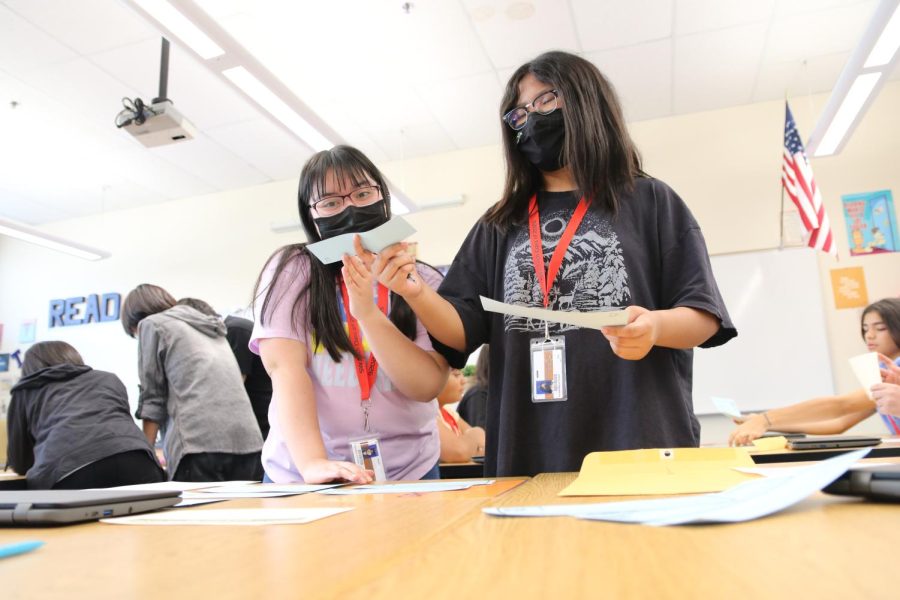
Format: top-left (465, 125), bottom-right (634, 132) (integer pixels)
top-left (7, 341), bottom-right (164, 489)
top-left (730, 298), bottom-right (900, 446)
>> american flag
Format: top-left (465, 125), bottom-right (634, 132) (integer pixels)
top-left (782, 102), bottom-right (836, 256)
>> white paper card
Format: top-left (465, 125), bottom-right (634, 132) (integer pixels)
top-left (849, 352), bottom-right (881, 399)
top-left (483, 449), bottom-right (868, 526)
top-left (195, 483), bottom-right (340, 495)
top-left (318, 480), bottom-right (495, 495)
top-left (480, 296), bottom-right (628, 330)
top-left (306, 217), bottom-right (415, 264)
top-left (711, 396), bottom-right (743, 419)
top-left (102, 507), bottom-right (352, 526)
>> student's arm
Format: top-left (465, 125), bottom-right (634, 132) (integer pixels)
top-left (600, 306), bottom-right (719, 360)
top-left (5, 397), bottom-right (34, 474)
top-left (259, 337), bottom-right (373, 484)
top-left (342, 253), bottom-right (450, 400)
top-left (134, 321), bottom-right (169, 439)
top-left (729, 389), bottom-right (875, 446)
top-left (142, 420), bottom-right (160, 447)
top-left (437, 416), bottom-right (485, 463)
top-left (363, 240), bottom-right (468, 352)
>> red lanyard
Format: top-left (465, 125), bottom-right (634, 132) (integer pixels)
top-left (528, 194), bottom-right (591, 307)
top-left (339, 279), bottom-right (389, 402)
top-left (440, 407), bottom-right (461, 436)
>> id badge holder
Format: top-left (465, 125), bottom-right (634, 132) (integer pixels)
top-left (530, 322), bottom-right (567, 403)
top-left (348, 434), bottom-right (387, 481)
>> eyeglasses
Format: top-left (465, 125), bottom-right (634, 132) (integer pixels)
top-left (310, 185), bottom-right (382, 217)
top-left (503, 89), bottom-right (560, 131)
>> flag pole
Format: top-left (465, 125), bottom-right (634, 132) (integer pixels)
top-left (779, 98), bottom-right (787, 250)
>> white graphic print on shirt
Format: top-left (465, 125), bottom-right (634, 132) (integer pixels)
top-left (502, 206), bottom-right (631, 333)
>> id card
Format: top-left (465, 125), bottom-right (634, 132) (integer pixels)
top-left (349, 434), bottom-right (387, 481)
top-left (530, 336), bottom-right (567, 402)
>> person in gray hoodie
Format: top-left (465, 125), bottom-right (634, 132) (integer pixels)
top-left (7, 341), bottom-right (165, 489)
top-left (121, 284), bottom-right (263, 482)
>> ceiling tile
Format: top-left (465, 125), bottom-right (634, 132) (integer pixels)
top-left (764, 1), bottom-right (877, 63)
top-left (417, 71), bottom-right (504, 148)
top-left (0, 189), bottom-right (72, 224)
top-left (205, 118), bottom-right (312, 181)
top-left (462, 0), bottom-right (580, 69)
top-left (674, 23), bottom-right (769, 114)
top-left (753, 52), bottom-right (851, 102)
top-left (572, 0), bottom-right (673, 52)
top-left (365, 122), bottom-right (457, 161)
top-left (148, 134), bottom-right (271, 190)
top-left (675, 0), bottom-right (774, 35)
top-left (0, 4), bottom-right (76, 77)
top-left (4, 0), bottom-right (157, 55)
top-left (586, 40), bottom-right (673, 122)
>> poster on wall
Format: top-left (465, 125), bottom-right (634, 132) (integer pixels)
top-left (0, 354), bottom-right (8, 373)
top-left (841, 189), bottom-right (899, 256)
top-left (829, 267), bottom-right (869, 309)
top-left (19, 319), bottom-right (36, 344)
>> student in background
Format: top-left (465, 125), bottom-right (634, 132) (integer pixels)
top-left (176, 298), bottom-right (273, 438)
top-left (7, 341), bottom-right (164, 489)
top-left (122, 285), bottom-right (263, 482)
top-left (250, 145), bottom-right (447, 484)
top-left (437, 368), bottom-right (486, 463)
top-left (366, 50), bottom-right (735, 476)
top-left (729, 298), bottom-right (900, 445)
top-left (457, 346), bottom-right (489, 429)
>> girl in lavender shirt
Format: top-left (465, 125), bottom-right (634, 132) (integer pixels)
top-left (250, 146), bottom-right (448, 484)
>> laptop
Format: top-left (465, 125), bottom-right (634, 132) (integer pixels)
top-left (786, 435), bottom-right (882, 450)
top-left (0, 489), bottom-right (181, 526)
top-left (823, 465), bottom-right (900, 502)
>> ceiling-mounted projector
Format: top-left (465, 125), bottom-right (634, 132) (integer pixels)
top-left (116, 98), bottom-right (196, 147)
top-left (115, 37), bottom-right (196, 148)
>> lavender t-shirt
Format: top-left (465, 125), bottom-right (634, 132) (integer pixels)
top-left (250, 251), bottom-right (441, 482)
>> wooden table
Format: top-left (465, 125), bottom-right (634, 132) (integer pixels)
top-left (1, 466), bottom-right (898, 599)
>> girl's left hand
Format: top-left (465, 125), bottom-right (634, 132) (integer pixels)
top-left (341, 252), bottom-right (378, 321)
top-left (600, 306), bottom-right (659, 360)
top-left (877, 353), bottom-right (900, 385)
top-left (872, 383), bottom-right (900, 418)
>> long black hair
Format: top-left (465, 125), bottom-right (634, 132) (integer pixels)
top-left (485, 50), bottom-right (643, 229)
top-left (862, 298), bottom-right (900, 350)
top-left (252, 145), bottom-right (417, 362)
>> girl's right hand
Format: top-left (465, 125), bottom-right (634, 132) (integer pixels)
top-left (300, 458), bottom-right (374, 484)
top-left (367, 241), bottom-right (423, 299)
top-left (728, 413), bottom-right (767, 446)
top-left (878, 353), bottom-right (900, 385)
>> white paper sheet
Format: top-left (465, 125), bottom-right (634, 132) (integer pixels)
top-left (711, 396), bottom-right (743, 419)
top-left (173, 498), bottom-right (226, 508)
top-left (180, 491), bottom-right (297, 499)
top-left (98, 481), bottom-right (258, 492)
top-left (483, 450), bottom-right (868, 526)
top-left (196, 483), bottom-right (341, 495)
top-left (733, 460), bottom-right (892, 478)
top-left (102, 507), bottom-right (352, 526)
top-left (318, 480), bottom-right (495, 495)
top-left (306, 217), bottom-right (415, 264)
top-left (479, 296), bottom-right (629, 330)
top-left (849, 352), bottom-right (882, 399)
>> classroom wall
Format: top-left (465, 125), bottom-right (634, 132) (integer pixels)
top-left (1, 81), bottom-right (898, 433)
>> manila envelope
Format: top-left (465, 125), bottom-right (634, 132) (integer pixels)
top-left (559, 447), bottom-right (758, 496)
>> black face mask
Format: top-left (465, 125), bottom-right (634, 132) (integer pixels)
top-left (516, 110), bottom-right (566, 172)
top-left (313, 200), bottom-right (389, 240)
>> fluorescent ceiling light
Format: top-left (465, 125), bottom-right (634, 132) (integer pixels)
top-left (222, 66), bottom-right (334, 152)
top-left (814, 72), bottom-right (882, 157)
top-left (0, 217), bottom-right (110, 261)
top-left (864, 2), bottom-right (900, 67)
top-left (132, 0), bottom-right (224, 59)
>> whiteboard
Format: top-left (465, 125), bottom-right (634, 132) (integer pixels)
top-left (692, 248), bottom-right (835, 415)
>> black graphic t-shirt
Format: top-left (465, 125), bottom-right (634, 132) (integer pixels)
top-left (434, 177), bottom-right (737, 477)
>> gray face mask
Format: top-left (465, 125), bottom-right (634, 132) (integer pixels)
top-left (516, 110), bottom-right (566, 171)
top-left (313, 200), bottom-right (388, 240)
